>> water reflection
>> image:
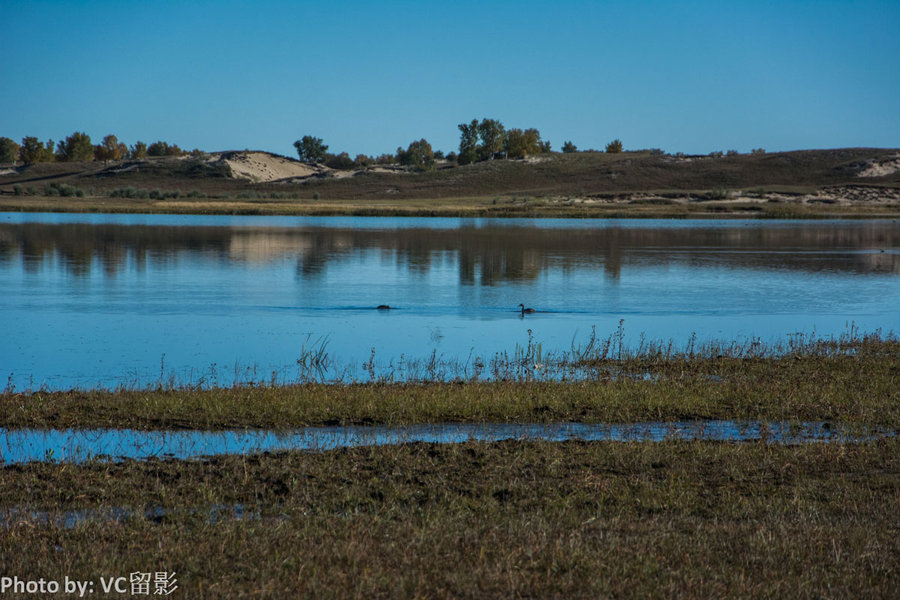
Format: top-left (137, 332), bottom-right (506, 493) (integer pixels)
top-left (2, 218), bottom-right (898, 282)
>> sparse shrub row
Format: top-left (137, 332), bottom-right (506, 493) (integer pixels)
top-left (110, 187), bottom-right (182, 199)
top-left (235, 191), bottom-right (305, 200)
top-left (26, 182), bottom-right (87, 197)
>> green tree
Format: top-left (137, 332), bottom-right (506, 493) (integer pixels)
top-left (505, 128), bottom-right (543, 159)
top-left (0, 137), bottom-right (20, 163)
top-left (147, 141), bottom-right (183, 156)
top-left (504, 129), bottom-right (527, 159)
top-left (293, 135), bottom-right (328, 164)
top-left (398, 139), bottom-right (435, 170)
top-left (562, 141), bottom-right (577, 153)
top-left (477, 118), bottom-right (505, 160)
top-left (457, 119), bottom-right (479, 165)
top-left (20, 137), bottom-right (54, 164)
top-left (130, 141), bottom-right (148, 159)
top-left (56, 132), bottom-right (94, 161)
top-left (605, 139), bottom-right (623, 153)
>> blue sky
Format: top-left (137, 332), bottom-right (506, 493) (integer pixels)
top-left (1, 0), bottom-right (898, 157)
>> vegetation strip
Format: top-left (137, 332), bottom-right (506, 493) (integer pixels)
top-left (1, 439), bottom-right (897, 598)
top-left (3, 334), bottom-right (898, 429)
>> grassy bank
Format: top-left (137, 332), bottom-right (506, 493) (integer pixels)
top-left (3, 334), bottom-right (898, 429)
top-left (1, 439), bottom-right (897, 598)
top-left (2, 192), bottom-right (900, 218)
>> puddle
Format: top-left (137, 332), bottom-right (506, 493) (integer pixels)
top-left (0, 422), bottom-right (892, 464)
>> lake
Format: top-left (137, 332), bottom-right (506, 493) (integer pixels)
top-left (1, 213), bottom-right (898, 390)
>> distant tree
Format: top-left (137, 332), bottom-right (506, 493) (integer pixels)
top-left (605, 139), bottom-right (623, 153)
top-left (477, 118), bottom-right (505, 160)
top-left (147, 141), bottom-right (183, 156)
top-left (324, 151), bottom-right (354, 170)
top-left (445, 151), bottom-right (458, 163)
top-left (0, 137), bottom-right (19, 163)
top-left (56, 132), bottom-right (94, 161)
top-left (708, 150), bottom-right (724, 158)
top-left (561, 140), bottom-right (577, 153)
top-left (374, 153), bottom-right (395, 165)
top-left (540, 140), bottom-right (552, 153)
top-left (293, 135), bottom-right (328, 164)
top-left (354, 153), bottom-right (373, 168)
top-left (130, 141), bottom-right (148, 159)
top-left (457, 119), bottom-right (479, 165)
top-left (751, 148), bottom-right (766, 155)
top-left (94, 134), bottom-right (126, 163)
top-left (433, 149), bottom-right (445, 160)
top-left (398, 139), bottom-right (435, 171)
top-left (505, 128), bottom-right (543, 159)
top-left (726, 149), bottom-right (739, 157)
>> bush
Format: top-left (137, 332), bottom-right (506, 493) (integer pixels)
top-left (709, 150), bottom-right (724, 158)
top-left (751, 148), bottom-right (766, 155)
top-left (561, 141), bottom-right (577, 153)
top-left (726, 149), bottom-right (739, 156)
top-left (324, 152), bottom-right (354, 170)
top-left (13, 184), bottom-right (23, 195)
top-left (605, 139), bottom-right (623, 153)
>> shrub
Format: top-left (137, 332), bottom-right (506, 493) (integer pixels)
top-left (726, 149), bottom-right (740, 156)
top-left (13, 184), bottom-right (23, 195)
top-left (561, 141), bottom-right (577, 153)
top-left (751, 148), bottom-right (766, 155)
top-left (605, 139), bottom-right (624, 153)
top-left (709, 150), bottom-right (724, 158)
top-left (324, 152), bottom-right (354, 170)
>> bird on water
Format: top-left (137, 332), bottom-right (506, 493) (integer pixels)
top-left (519, 303), bottom-right (536, 315)
top-left (376, 305), bottom-right (391, 310)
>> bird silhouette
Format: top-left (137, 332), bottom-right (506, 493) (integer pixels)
top-left (518, 303), bottom-right (536, 315)
top-left (376, 305), bottom-right (391, 310)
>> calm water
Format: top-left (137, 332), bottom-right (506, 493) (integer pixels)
top-left (1, 213), bottom-right (898, 390)
top-left (1, 422), bottom-right (889, 464)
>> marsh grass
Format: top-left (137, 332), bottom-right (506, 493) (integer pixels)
top-left (2, 329), bottom-right (898, 430)
top-left (1, 439), bottom-right (897, 598)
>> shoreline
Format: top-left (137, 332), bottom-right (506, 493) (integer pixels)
top-left (2, 191), bottom-right (900, 219)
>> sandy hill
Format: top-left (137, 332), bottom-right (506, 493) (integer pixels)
top-left (212, 151), bottom-right (321, 182)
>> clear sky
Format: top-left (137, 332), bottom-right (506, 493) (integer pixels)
top-left (1, 0), bottom-right (898, 157)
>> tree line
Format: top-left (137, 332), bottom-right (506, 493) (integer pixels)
top-left (292, 118), bottom-right (627, 171)
top-left (0, 133), bottom-right (198, 165)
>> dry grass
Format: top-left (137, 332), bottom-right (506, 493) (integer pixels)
top-left (1, 439), bottom-right (897, 598)
top-left (2, 148), bottom-right (899, 217)
top-left (3, 334), bottom-right (898, 430)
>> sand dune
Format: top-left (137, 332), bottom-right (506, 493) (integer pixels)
top-left (216, 151), bottom-right (321, 182)
top-left (857, 154), bottom-right (900, 178)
